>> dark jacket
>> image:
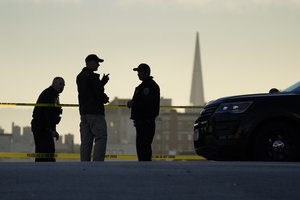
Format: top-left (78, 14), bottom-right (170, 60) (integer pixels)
top-left (76, 67), bottom-right (109, 115)
top-left (31, 86), bottom-right (62, 131)
top-left (131, 76), bottom-right (160, 121)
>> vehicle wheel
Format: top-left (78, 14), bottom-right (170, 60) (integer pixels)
top-left (254, 122), bottom-right (300, 161)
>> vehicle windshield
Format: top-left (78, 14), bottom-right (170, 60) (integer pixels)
top-left (282, 81), bottom-right (300, 93)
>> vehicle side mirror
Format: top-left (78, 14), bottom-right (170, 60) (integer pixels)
top-left (269, 88), bottom-right (279, 93)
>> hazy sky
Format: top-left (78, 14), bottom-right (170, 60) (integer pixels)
top-left (1, 0), bottom-right (300, 142)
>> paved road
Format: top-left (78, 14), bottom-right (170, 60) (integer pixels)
top-left (1, 161), bottom-right (300, 200)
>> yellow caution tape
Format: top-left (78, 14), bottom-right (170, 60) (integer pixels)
top-left (0, 152), bottom-right (205, 160)
top-left (0, 102), bottom-right (204, 109)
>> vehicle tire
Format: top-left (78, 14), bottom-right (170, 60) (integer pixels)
top-left (254, 122), bottom-right (300, 161)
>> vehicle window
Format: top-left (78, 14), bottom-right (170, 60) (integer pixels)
top-left (282, 81), bottom-right (300, 93)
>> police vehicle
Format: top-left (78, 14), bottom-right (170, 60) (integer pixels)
top-left (194, 81), bottom-right (300, 161)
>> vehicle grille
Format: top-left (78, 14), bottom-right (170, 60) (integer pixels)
top-left (194, 105), bottom-right (218, 145)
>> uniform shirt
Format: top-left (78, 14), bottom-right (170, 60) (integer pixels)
top-left (131, 76), bottom-right (160, 121)
top-left (32, 86), bottom-right (62, 131)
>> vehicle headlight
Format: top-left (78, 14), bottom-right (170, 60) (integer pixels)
top-left (215, 101), bottom-right (252, 114)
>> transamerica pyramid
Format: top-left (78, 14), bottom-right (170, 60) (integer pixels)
top-left (190, 32), bottom-right (205, 106)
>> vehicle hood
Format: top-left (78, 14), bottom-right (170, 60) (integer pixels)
top-left (207, 92), bottom-right (295, 106)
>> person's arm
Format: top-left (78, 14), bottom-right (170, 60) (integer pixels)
top-left (92, 74), bottom-right (109, 104)
top-left (100, 73), bottom-right (110, 86)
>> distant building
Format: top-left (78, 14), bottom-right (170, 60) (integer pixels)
top-left (190, 32), bottom-right (205, 107)
top-left (106, 98), bottom-right (135, 145)
top-left (12, 122), bottom-right (21, 143)
top-left (65, 133), bottom-right (74, 146)
top-left (56, 134), bottom-right (79, 153)
top-left (64, 133), bottom-right (74, 152)
top-left (23, 126), bottom-right (33, 145)
top-left (11, 122), bottom-right (33, 152)
top-left (153, 110), bottom-right (198, 155)
top-left (0, 127), bottom-right (12, 153)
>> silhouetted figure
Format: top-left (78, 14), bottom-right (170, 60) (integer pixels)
top-left (127, 63), bottom-right (160, 161)
top-left (269, 88), bottom-right (279, 93)
top-left (76, 54), bottom-right (110, 161)
top-left (31, 77), bottom-right (65, 162)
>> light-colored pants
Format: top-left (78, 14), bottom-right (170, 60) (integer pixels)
top-left (80, 114), bottom-right (107, 161)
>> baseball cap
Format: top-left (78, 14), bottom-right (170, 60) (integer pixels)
top-left (133, 63), bottom-right (150, 72)
top-left (85, 54), bottom-right (104, 63)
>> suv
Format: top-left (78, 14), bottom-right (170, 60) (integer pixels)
top-left (194, 81), bottom-right (300, 161)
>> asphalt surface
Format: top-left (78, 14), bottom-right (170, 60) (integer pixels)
top-left (1, 161), bottom-right (300, 200)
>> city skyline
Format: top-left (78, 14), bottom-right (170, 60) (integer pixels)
top-left (0, 120), bottom-right (76, 144)
top-left (0, 95), bottom-right (199, 156)
top-left (0, 120), bottom-right (77, 158)
top-left (0, 97), bottom-right (175, 145)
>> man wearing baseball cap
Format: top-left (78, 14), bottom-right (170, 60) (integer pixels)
top-left (127, 63), bottom-right (160, 161)
top-left (76, 54), bottom-right (110, 161)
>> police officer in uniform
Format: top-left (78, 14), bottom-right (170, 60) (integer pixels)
top-left (127, 63), bottom-right (160, 161)
top-left (31, 77), bottom-right (65, 162)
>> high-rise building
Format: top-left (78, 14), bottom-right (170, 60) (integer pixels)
top-left (106, 98), bottom-right (135, 145)
top-left (12, 122), bottom-right (21, 143)
top-left (65, 134), bottom-right (74, 146)
top-left (153, 32), bottom-right (204, 155)
top-left (190, 32), bottom-right (205, 106)
top-left (23, 126), bottom-right (33, 145)
top-left (64, 133), bottom-right (74, 152)
top-left (10, 123), bottom-right (34, 153)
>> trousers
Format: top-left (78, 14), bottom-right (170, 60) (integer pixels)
top-left (135, 120), bottom-right (156, 161)
top-left (32, 126), bottom-right (55, 162)
top-left (80, 114), bottom-right (107, 161)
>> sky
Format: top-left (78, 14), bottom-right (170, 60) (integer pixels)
top-left (1, 0), bottom-right (300, 143)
